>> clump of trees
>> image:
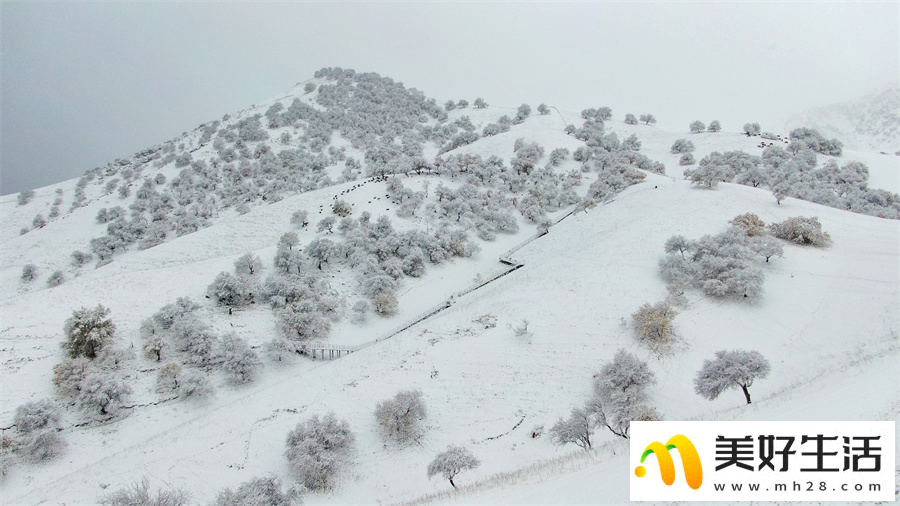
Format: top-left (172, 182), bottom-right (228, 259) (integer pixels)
top-left (659, 228), bottom-right (767, 300)
top-left (1, 399), bottom-right (67, 478)
top-left (679, 146), bottom-right (899, 218)
top-left (54, 305), bottom-right (133, 417)
top-left (788, 127), bottom-right (843, 156)
top-left (212, 476), bottom-right (300, 506)
top-left (98, 478), bottom-right (191, 506)
top-left (284, 413), bottom-right (354, 490)
top-left (550, 350), bottom-right (658, 447)
top-left (694, 349), bottom-right (770, 404)
top-left (743, 122), bottom-right (761, 136)
top-left (427, 445), bottom-right (480, 488)
top-left (141, 297), bottom-right (259, 395)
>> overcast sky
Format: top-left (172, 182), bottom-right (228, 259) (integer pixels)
top-left (2, 1), bottom-right (897, 195)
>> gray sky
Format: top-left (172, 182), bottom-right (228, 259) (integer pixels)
top-left (2, 1), bottom-right (897, 195)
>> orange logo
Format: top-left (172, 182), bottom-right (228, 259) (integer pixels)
top-left (634, 434), bottom-right (703, 490)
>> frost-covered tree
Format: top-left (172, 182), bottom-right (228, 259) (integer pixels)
top-left (375, 389), bottom-right (426, 443)
top-left (728, 212), bottom-right (766, 236)
top-left (372, 293), bottom-right (399, 316)
top-left (537, 103), bottom-right (550, 115)
top-left (221, 333), bottom-right (260, 384)
top-left (17, 190), bottom-right (35, 206)
top-left (789, 127), bottom-right (843, 156)
top-left (597, 106), bottom-right (613, 120)
top-left (660, 228), bottom-right (765, 300)
top-left (291, 210), bottom-right (309, 228)
top-left (98, 478), bottom-right (191, 506)
top-left (516, 103), bottom-right (531, 120)
top-left (624, 113), bottom-right (638, 125)
top-left (213, 476), bottom-right (299, 506)
top-left (473, 97), bottom-right (487, 109)
top-left (591, 350), bottom-right (656, 438)
top-left (664, 235), bottom-right (694, 259)
top-left (284, 413), bottom-right (355, 491)
top-left (207, 272), bottom-right (255, 308)
top-left (306, 237), bottom-right (336, 268)
top-left (769, 216), bottom-right (831, 247)
top-left (631, 301), bottom-right (677, 349)
top-left (21, 264), bottom-right (37, 283)
top-left (32, 214), bottom-right (46, 229)
top-left (743, 122), bottom-right (761, 136)
top-left (317, 216), bottom-right (336, 234)
top-left (14, 400), bottom-right (63, 434)
top-left (17, 430), bottom-right (67, 464)
top-left (427, 445), bottom-right (480, 489)
top-left (278, 301), bottom-right (331, 346)
top-left (639, 114), bottom-right (656, 125)
top-left (76, 366), bottom-right (133, 415)
top-left (332, 200), bottom-right (352, 217)
top-left (749, 235), bottom-right (783, 263)
top-left (548, 406), bottom-right (596, 449)
top-left (679, 153), bottom-right (696, 166)
top-left (610, 135), bottom-right (637, 154)
top-left (54, 357), bottom-right (132, 416)
top-left (64, 305), bottom-right (116, 359)
top-left (172, 366), bottom-right (212, 396)
top-left (482, 123), bottom-right (500, 137)
top-left (689, 120), bottom-right (706, 133)
top-left (304, 82), bottom-right (316, 93)
top-left (708, 120), bottom-right (722, 132)
top-left (548, 148), bottom-right (570, 166)
top-left (683, 162), bottom-right (727, 189)
top-left (47, 270), bottom-right (65, 287)
top-left (694, 349), bottom-right (770, 404)
top-left (156, 362), bottom-right (181, 392)
top-left (234, 253), bottom-right (263, 277)
top-left (279, 232), bottom-right (299, 251)
top-left (670, 138), bottom-right (695, 154)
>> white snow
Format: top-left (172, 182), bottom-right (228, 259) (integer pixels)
top-left (1, 102), bottom-right (897, 505)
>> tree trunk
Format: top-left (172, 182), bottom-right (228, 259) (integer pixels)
top-left (449, 476), bottom-right (456, 488)
top-left (741, 384), bottom-right (752, 404)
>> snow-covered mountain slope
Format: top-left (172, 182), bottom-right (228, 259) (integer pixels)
top-left (1, 71), bottom-right (898, 505)
top-left (785, 84), bottom-right (900, 155)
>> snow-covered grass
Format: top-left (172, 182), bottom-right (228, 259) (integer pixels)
top-left (1, 99), bottom-right (897, 505)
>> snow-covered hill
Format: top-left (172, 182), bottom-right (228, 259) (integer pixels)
top-left (1, 70), bottom-right (898, 505)
top-left (785, 84), bottom-right (900, 155)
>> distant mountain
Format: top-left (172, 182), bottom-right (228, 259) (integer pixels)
top-left (785, 84), bottom-right (900, 154)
